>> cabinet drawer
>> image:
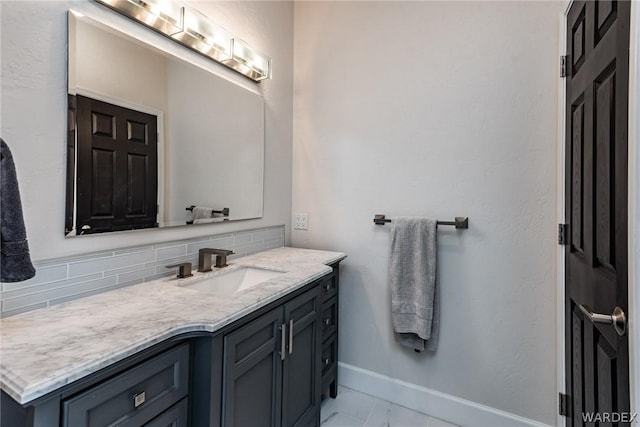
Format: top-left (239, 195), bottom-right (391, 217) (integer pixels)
top-left (321, 297), bottom-right (337, 342)
top-left (62, 343), bottom-right (190, 427)
top-left (144, 398), bottom-right (188, 427)
top-left (321, 335), bottom-right (337, 379)
top-left (320, 274), bottom-right (337, 302)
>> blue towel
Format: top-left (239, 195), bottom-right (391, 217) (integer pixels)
top-left (1, 138), bottom-right (35, 282)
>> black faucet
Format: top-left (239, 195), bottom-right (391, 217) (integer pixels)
top-left (166, 262), bottom-right (193, 278)
top-left (198, 248), bottom-right (235, 272)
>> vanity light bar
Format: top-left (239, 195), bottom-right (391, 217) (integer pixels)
top-left (94, 0), bottom-right (271, 82)
top-left (95, 0), bottom-right (183, 36)
top-left (224, 38), bottom-right (272, 82)
top-left (172, 8), bottom-right (233, 62)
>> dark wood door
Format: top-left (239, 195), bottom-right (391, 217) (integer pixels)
top-left (66, 94), bottom-right (77, 235)
top-left (76, 95), bottom-right (158, 234)
top-left (222, 308), bottom-right (284, 427)
top-left (282, 287), bottom-right (322, 427)
top-left (565, 1), bottom-right (630, 424)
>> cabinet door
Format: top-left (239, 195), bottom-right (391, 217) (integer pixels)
top-left (223, 308), bottom-right (284, 427)
top-left (144, 398), bottom-right (188, 427)
top-left (282, 287), bottom-right (322, 427)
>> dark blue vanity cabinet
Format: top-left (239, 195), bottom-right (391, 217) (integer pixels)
top-left (0, 339), bottom-right (193, 427)
top-left (221, 285), bottom-right (322, 427)
top-left (62, 343), bottom-right (190, 426)
top-left (1, 262), bottom-right (341, 427)
top-left (144, 398), bottom-right (189, 427)
top-left (319, 267), bottom-right (339, 399)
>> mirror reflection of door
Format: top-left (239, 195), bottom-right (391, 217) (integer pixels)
top-left (72, 94), bottom-right (158, 234)
top-left (67, 12), bottom-right (266, 235)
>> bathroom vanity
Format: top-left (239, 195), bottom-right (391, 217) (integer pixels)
top-left (0, 247), bottom-right (345, 427)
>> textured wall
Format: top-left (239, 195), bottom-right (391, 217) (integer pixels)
top-left (0, 0), bottom-right (293, 261)
top-left (72, 17), bottom-right (169, 113)
top-left (292, 1), bottom-right (562, 424)
top-left (165, 59), bottom-right (264, 223)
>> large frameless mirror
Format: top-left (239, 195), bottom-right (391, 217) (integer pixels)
top-left (66, 11), bottom-right (264, 236)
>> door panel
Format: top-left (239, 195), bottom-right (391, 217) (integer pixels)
top-left (91, 148), bottom-right (116, 217)
top-left (76, 95), bottom-right (158, 233)
top-left (128, 153), bottom-right (149, 215)
top-left (565, 1), bottom-right (630, 424)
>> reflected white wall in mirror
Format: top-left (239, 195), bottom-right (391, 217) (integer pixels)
top-left (67, 11), bottom-right (264, 236)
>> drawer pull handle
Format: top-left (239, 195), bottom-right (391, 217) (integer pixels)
top-left (323, 318), bottom-right (330, 326)
top-left (134, 391), bottom-right (146, 408)
top-left (289, 319), bottom-right (294, 355)
top-left (324, 358), bottom-right (330, 366)
top-left (281, 324), bottom-right (286, 361)
top-left (324, 283), bottom-right (331, 292)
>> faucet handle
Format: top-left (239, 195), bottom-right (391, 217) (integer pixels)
top-left (215, 250), bottom-right (234, 268)
top-left (166, 262), bottom-right (193, 278)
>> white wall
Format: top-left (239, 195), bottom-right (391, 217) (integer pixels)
top-left (73, 18), bottom-right (168, 113)
top-left (165, 58), bottom-right (264, 223)
top-left (292, 1), bottom-right (562, 424)
top-left (0, 0), bottom-right (293, 261)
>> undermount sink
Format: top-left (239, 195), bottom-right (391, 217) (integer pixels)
top-left (178, 267), bottom-right (285, 296)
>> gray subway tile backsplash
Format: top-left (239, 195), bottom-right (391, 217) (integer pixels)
top-left (156, 245), bottom-right (188, 261)
top-left (1, 302), bottom-right (48, 318)
top-left (2, 264), bottom-right (68, 291)
top-left (2, 276), bottom-right (118, 312)
top-left (0, 225), bottom-right (285, 318)
top-left (68, 251), bottom-right (157, 278)
top-left (253, 228), bottom-right (283, 242)
top-left (233, 232), bottom-right (253, 246)
top-left (113, 245), bottom-right (155, 256)
top-left (116, 267), bottom-right (158, 285)
top-left (48, 280), bottom-right (138, 308)
top-left (1, 273), bottom-right (104, 302)
top-left (186, 237), bottom-right (235, 255)
top-left (233, 241), bottom-right (269, 257)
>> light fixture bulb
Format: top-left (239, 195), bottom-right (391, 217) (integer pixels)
top-left (95, 0), bottom-right (184, 36)
top-left (172, 8), bottom-right (233, 61)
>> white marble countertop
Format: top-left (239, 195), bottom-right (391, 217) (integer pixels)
top-left (0, 247), bottom-right (346, 405)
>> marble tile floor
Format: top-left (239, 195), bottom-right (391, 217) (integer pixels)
top-left (321, 386), bottom-right (459, 427)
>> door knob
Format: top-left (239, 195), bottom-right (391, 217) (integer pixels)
top-left (578, 304), bottom-right (626, 336)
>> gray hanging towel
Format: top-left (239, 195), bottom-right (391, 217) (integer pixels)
top-left (389, 217), bottom-right (439, 352)
top-left (192, 206), bottom-right (215, 224)
top-left (1, 138), bottom-right (36, 282)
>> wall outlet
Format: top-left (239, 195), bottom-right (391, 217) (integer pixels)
top-left (294, 213), bottom-right (309, 230)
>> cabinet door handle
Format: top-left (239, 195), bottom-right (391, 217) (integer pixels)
top-left (288, 319), bottom-right (294, 354)
top-left (324, 283), bottom-right (331, 292)
top-left (281, 324), bottom-right (286, 361)
top-left (134, 391), bottom-right (146, 408)
top-left (324, 358), bottom-right (330, 366)
top-left (323, 318), bottom-right (330, 326)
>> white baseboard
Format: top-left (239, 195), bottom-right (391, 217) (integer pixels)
top-left (338, 362), bottom-right (554, 427)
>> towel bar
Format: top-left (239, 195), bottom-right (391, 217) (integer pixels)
top-left (186, 205), bottom-right (231, 225)
top-left (186, 205), bottom-right (230, 216)
top-left (373, 214), bottom-right (469, 229)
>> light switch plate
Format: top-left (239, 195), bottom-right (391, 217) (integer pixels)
top-left (294, 213), bottom-right (309, 230)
